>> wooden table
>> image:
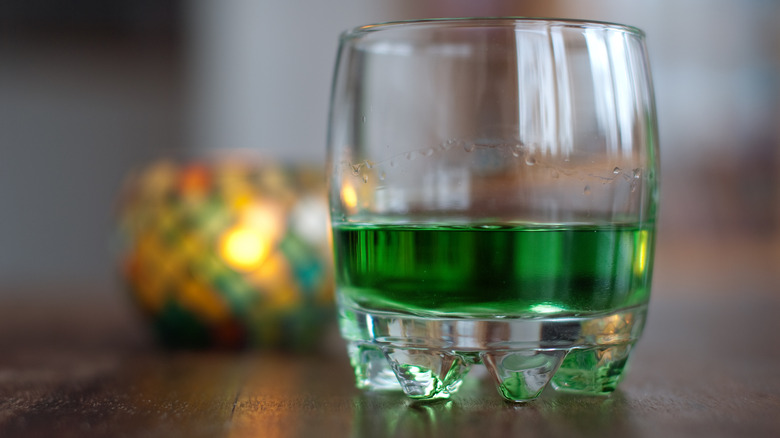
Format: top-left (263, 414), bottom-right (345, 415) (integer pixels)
top-left (1, 238), bottom-right (779, 437)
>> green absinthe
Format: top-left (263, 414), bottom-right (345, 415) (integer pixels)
top-left (333, 223), bottom-right (654, 318)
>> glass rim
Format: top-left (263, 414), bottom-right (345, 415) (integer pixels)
top-left (341, 17), bottom-right (645, 40)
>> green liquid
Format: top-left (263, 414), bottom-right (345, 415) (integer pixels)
top-left (333, 223), bottom-right (653, 317)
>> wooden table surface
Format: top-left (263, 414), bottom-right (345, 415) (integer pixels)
top-left (1, 238), bottom-right (779, 438)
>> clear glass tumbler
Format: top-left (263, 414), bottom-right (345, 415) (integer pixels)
top-left (327, 18), bottom-right (658, 402)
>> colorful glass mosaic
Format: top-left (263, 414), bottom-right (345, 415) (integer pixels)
top-left (116, 156), bottom-right (333, 350)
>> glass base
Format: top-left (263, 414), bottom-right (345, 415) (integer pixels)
top-left (338, 303), bottom-right (647, 402)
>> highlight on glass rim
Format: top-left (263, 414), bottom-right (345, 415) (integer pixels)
top-left (326, 17), bottom-right (659, 402)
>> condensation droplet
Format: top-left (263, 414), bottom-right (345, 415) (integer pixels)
top-left (464, 143), bottom-right (476, 153)
top-left (633, 168), bottom-right (642, 179)
top-left (361, 116), bottom-right (366, 123)
top-left (364, 160), bottom-right (373, 169)
top-left (613, 166), bottom-right (621, 175)
top-left (423, 148), bottom-right (434, 157)
top-left (362, 174), bottom-right (368, 183)
top-left (584, 185), bottom-right (591, 195)
top-left (525, 156), bottom-right (536, 166)
top-left (379, 171), bottom-right (386, 181)
top-left (351, 164), bottom-right (361, 176)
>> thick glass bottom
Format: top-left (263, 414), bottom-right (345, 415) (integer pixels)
top-left (338, 303), bottom-right (647, 402)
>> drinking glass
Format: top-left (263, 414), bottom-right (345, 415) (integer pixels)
top-left (327, 18), bottom-right (658, 402)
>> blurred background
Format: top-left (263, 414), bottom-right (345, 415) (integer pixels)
top-left (1, 0), bottom-right (778, 299)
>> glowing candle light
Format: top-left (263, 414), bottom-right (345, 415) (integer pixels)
top-left (219, 226), bottom-right (272, 271)
top-left (340, 183), bottom-right (358, 211)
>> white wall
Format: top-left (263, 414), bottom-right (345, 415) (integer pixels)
top-left (185, 0), bottom-right (413, 163)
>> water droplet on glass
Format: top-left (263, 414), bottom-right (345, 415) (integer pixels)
top-left (525, 156), bottom-right (536, 166)
top-left (389, 160), bottom-right (396, 168)
top-left (464, 143), bottom-right (476, 153)
top-left (364, 160), bottom-right (373, 169)
top-left (423, 148), bottom-right (434, 157)
top-left (362, 174), bottom-right (368, 183)
top-left (361, 116), bottom-right (366, 123)
top-left (379, 171), bottom-right (386, 181)
top-left (351, 164), bottom-right (361, 176)
top-left (633, 168), bottom-right (642, 179)
top-left (584, 185), bottom-right (591, 195)
top-left (511, 150), bottom-right (521, 158)
top-left (613, 166), bottom-right (621, 175)
top-left (405, 151), bottom-right (415, 160)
